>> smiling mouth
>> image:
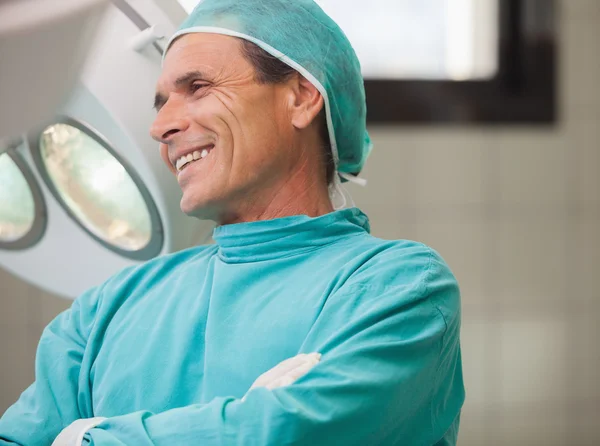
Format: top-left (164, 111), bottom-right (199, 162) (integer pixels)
top-left (175, 145), bottom-right (214, 172)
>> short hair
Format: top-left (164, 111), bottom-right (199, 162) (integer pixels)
top-left (239, 39), bottom-right (335, 185)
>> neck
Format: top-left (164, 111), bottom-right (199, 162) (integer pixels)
top-left (217, 162), bottom-right (334, 226)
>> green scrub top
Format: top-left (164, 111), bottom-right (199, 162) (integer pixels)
top-left (0, 208), bottom-right (464, 445)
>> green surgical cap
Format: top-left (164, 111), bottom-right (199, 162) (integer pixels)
top-left (166, 0), bottom-right (372, 179)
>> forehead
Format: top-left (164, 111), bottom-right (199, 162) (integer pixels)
top-left (159, 33), bottom-right (248, 85)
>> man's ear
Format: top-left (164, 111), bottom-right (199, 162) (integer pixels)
top-left (287, 74), bottom-right (324, 130)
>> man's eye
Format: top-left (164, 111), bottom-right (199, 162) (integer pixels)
top-left (191, 83), bottom-right (208, 93)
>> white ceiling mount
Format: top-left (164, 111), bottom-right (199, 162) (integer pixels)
top-left (130, 24), bottom-right (166, 52)
top-left (0, 0), bottom-right (213, 299)
top-left (0, 0), bottom-right (110, 139)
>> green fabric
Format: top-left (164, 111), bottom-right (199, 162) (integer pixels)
top-left (0, 208), bottom-right (464, 445)
top-left (166, 0), bottom-right (373, 176)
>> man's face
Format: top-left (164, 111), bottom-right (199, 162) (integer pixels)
top-left (151, 34), bottom-right (295, 219)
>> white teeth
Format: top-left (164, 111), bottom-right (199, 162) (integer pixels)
top-left (175, 147), bottom-right (212, 172)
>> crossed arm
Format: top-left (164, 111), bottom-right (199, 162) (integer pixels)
top-left (0, 259), bottom-right (463, 446)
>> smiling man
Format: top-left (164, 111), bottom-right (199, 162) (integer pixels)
top-left (0, 1), bottom-right (464, 445)
top-left (153, 32), bottom-right (336, 223)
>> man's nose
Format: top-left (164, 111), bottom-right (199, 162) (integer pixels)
top-left (150, 103), bottom-right (190, 144)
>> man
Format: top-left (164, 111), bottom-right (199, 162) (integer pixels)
top-left (0, 0), bottom-right (464, 444)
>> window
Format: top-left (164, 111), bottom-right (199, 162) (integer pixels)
top-left (316, 0), bottom-right (498, 81)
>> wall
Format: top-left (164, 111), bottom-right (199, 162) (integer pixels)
top-left (345, 1), bottom-right (599, 443)
top-left (1, 0), bottom-right (598, 444)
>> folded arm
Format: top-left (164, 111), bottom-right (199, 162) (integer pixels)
top-left (0, 286), bottom-right (103, 446)
top-left (84, 257), bottom-right (463, 446)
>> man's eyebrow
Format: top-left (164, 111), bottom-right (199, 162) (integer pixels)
top-left (153, 70), bottom-right (210, 111)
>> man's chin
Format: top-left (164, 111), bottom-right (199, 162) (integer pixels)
top-left (180, 196), bottom-right (219, 221)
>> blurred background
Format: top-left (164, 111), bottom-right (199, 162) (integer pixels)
top-left (0, 0), bottom-right (598, 444)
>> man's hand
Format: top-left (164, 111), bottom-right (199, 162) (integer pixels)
top-left (51, 418), bottom-right (107, 446)
top-left (245, 352), bottom-right (321, 397)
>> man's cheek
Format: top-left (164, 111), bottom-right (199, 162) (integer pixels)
top-left (160, 144), bottom-right (176, 175)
